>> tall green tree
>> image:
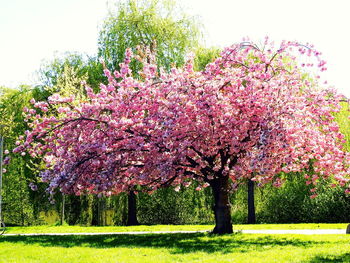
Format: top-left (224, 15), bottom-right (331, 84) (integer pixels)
top-left (98, 0), bottom-right (202, 73)
top-left (38, 52), bottom-right (105, 93)
top-left (0, 86), bottom-right (52, 225)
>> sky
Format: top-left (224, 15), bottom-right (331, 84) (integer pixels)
top-left (0, 0), bottom-right (349, 97)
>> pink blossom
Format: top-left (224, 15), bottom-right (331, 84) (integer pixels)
top-left (14, 39), bottom-right (349, 200)
top-left (310, 194), bottom-right (318, 199)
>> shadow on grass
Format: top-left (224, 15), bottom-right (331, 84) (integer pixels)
top-left (0, 233), bottom-right (333, 254)
top-left (307, 253), bottom-right (350, 263)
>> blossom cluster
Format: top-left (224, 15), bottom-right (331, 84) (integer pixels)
top-left (14, 40), bottom-right (350, 197)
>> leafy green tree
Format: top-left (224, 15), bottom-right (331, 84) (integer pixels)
top-left (38, 52), bottom-right (105, 93)
top-left (0, 86), bottom-right (52, 225)
top-left (98, 0), bottom-right (202, 73)
top-left (193, 47), bottom-right (220, 71)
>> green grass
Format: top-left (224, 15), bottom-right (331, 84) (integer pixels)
top-left (3, 223), bottom-right (348, 234)
top-left (235, 223), bottom-right (349, 230)
top-left (1, 232), bottom-right (350, 263)
top-left (4, 225), bottom-right (212, 234)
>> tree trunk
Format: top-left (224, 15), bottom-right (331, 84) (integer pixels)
top-left (61, 194), bottom-right (65, 225)
top-left (91, 195), bottom-right (99, 226)
top-left (126, 191), bottom-right (139, 226)
top-left (210, 176), bottom-right (233, 234)
top-left (247, 179), bottom-right (256, 224)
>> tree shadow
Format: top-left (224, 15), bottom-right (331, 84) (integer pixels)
top-left (0, 233), bottom-right (331, 255)
top-left (306, 253), bottom-right (350, 263)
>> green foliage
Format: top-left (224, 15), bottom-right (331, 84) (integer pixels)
top-left (38, 52), bottom-right (105, 94)
top-left (229, 184), bottom-right (250, 224)
top-left (230, 176), bottom-right (350, 224)
top-left (1, 157), bottom-right (34, 226)
top-left (304, 184), bottom-right (350, 222)
top-left (258, 174), bottom-right (312, 223)
top-left (0, 86), bottom-right (52, 225)
top-left (137, 185), bottom-right (214, 225)
top-left (193, 46), bottom-right (221, 71)
top-left (334, 101), bottom-right (350, 151)
top-left (0, 86), bottom-right (32, 133)
top-left (98, 0), bottom-right (202, 73)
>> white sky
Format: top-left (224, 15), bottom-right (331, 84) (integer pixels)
top-left (0, 0), bottom-right (349, 97)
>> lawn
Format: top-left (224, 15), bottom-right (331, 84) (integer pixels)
top-left (0, 232), bottom-right (349, 263)
top-left (3, 223), bottom-right (348, 234)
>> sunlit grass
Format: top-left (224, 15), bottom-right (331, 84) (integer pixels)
top-left (5, 224), bottom-right (212, 234)
top-left (234, 223), bottom-right (348, 230)
top-left (0, 232), bottom-right (349, 263)
top-left (3, 223), bottom-right (348, 234)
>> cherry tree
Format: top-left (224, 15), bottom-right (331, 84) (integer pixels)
top-left (15, 39), bottom-right (350, 234)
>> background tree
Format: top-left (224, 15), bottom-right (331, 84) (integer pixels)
top-left (98, 0), bottom-right (202, 73)
top-left (0, 85), bottom-right (52, 225)
top-left (38, 52), bottom-right (105, 93)
top-left (193, 47), bottom-right (221, 71)
top-left (247, 178), bottom-right (256, 224)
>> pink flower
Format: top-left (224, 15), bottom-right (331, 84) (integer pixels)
top-left (12, 40), bottom-right (349, 201)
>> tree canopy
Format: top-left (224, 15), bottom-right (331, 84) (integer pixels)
top-left (98, 0), bottom-right (202, 72)
top-left (14, 39), bottom-right (350, 233)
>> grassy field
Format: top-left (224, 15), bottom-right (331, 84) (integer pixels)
top-left (2, 223), bottom-right (348, 234)
top-left (0, 232), bottom-right (350, 263)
